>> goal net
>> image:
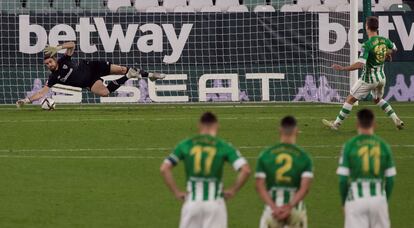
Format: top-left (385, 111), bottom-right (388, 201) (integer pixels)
top-left (0, 1), bottom-right (352, 104)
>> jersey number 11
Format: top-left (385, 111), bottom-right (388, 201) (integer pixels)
top-left (358, 145), bottom-right (380, 175)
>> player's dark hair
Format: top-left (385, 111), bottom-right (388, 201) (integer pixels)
top-left (200, 112), bottom-right (218, 125)
top-left (43, 54), bottom-right (56, 60)
top-left (357, 109), bottom-right (375, 128)
top-left (366, 16), bottom-right (379, 32)
top-left (280, 116), bottom-right (297, 131)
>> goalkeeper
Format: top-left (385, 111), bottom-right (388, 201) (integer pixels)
top-left (16, 41), bottom-right (165, 107)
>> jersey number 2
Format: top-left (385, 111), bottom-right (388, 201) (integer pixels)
top-left (358, 145), bottom-right (380, 175)
top-left (275, 153), bottom-right (292, 183)
top-left (191, 146), bottom-right (217, 175)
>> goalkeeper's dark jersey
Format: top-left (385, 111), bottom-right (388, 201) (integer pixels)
top-left (46, 55), bottom-right (93, 88)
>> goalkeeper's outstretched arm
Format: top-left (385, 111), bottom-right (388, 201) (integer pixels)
top-left (16, 86), bottom-right (50, 108)
top-left (44, 41), bottom-right (75, 57)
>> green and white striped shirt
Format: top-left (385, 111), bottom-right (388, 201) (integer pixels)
top-left (256, 143), bottom-right (313, 208)
top-left (337, 134), bottom-right (397, 201)
top-left (358, 36), bottom-right (397, 84)
top-left (165, 134), bottom-right (247, 202)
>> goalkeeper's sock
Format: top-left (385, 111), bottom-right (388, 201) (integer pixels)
top-left (377, 99), bottom-right (399, 123)
top-left (107, 76), bottom-right (129, 93)
top-left (334, 102), bottom-right (353, 126)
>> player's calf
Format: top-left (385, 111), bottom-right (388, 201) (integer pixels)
top-left (323, 95), bottom-right (358, 130)
top-left (376, 99), bottom-right (404, 129)
top-left (91, 80), bottom-right (110, 96)
top-left (127, 68), bottom-right (166, 81)
top-left (105, 67), bottom-right (166, 94)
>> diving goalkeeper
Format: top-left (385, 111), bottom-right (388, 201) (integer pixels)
top-left (16, 41), bottom-right (165, 107)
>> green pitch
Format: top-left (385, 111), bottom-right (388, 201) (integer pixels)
top-left (0, 103), bottom-right (412, 228)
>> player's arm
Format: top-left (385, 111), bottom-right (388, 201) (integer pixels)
top-left (279, 176), bottom-right (313, 219)
top-left (255, 155), bottom-right (281, 217)
top-left (160, 146), bottom-right (186, 201)
top-left (255, 178), bottom-right (279, 215)
top-left (290, 177), bottom-right (312, 208)
top-left (332, 62), bottom-right (364, 72)
top-left (337, 144), bottom-right (350, 205)
top-left (338, 175), bottom-right (349, 205)
top-left (160, 161), bottom-right (186, 201)
top-left (385, 176), bottom-right (394, 200)
top-left (223, 164), bottom-right (251, 200)
top-left (62, 41), bottom-right (75, 56)
top-left (223, 147), bottom-right (251, 200)
top-left (44, 41), bottom-right (76, 57)
top-left (332, 43), bottom-right (368, 71)
top-left (16, 85), bottom-right (50, 108)
top-left (385, 40), bottom-right (397, 61)
top-left (384, 143), bottom-right (397, 200)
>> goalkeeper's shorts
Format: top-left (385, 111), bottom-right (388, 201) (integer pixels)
top-left (83, 60), bottom-right (112, 89)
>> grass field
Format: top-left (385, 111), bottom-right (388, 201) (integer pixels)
top-left (0, 102), bottom-right (413, 228)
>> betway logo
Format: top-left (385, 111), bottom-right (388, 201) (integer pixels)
top-left (319, 14), bottom-right (414, 52)
top-left (18, 15), bottom-right (193, 64)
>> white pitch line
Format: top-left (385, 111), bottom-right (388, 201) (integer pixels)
top-left (0, 155), bottom-right (413, 160)
top-left (0, 147), bottom-right (171, 153)
top-left (1, 144), bottom-right (413, 153)
top-left (0, 155), bottom-right (162, 159)
top-left (1, 103), bottom-right (413, 111)
top-left (0, 116), bottom-right (413, 123)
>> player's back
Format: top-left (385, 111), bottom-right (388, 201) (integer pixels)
top-left (360, 36), bottom-right (396, 84)
top-left (364, 36), bottom-right (394, 67)
top-left (168, 134), bottom-right (245, 201)
top-left (256, 143), bottom-right (313, 206)
top-left (341, 134), bottom-right (395, 199)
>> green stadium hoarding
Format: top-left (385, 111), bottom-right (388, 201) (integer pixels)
top-left (0, 12), bottom-right (413, 104)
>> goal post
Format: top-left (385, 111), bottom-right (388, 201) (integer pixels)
top-left (349, 0), bottom-right (359, 94)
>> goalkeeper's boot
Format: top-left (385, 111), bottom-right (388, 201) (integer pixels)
top-left (322, 119), bottom-right (339, 130)
top-left (126, 67), bottom-right (140, 79)
top-left (395, 118), bottom-right (404, 130)
top-left (148, 72), bottom-right (166, 82)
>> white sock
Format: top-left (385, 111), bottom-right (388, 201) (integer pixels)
top-left (334, 102), bottom-right (353, 126)
top-left (377, 99), bottom-right (399, 123)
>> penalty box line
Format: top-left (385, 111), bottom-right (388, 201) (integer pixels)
top-left (1, 144), bottom-right (413, 153)
top-left (1, 103), bottom-right (413, 111)
top-left (0, 116), bottom-right (413, 123)
top-left (0, 155), bottom-right (413, 160)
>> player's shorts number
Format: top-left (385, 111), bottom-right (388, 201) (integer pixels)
top-left (358, 145), bottom-right (380, 175)
top-left (374, 44), bottom-right (387, 63)
top-left (190, 146), bottom-right (217, 175)
top-left (275, 153), bottom-right (292, 183)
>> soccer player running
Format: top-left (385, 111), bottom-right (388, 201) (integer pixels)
top-left (256, 116), bottom-right (313, 228)
top-left (337, 109), bottom-right (396, 228)
top-left (16, 42), bottom-right (165, 107)
top-left (160, 112), bottom-right (251, 228)
top-left (323, 16), bottom-right (404, 130)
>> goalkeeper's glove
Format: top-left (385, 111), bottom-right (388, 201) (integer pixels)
top-left (16, 98), bottom-right (31, 108)
top-left (43, 45), bottom-right (63, 57)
